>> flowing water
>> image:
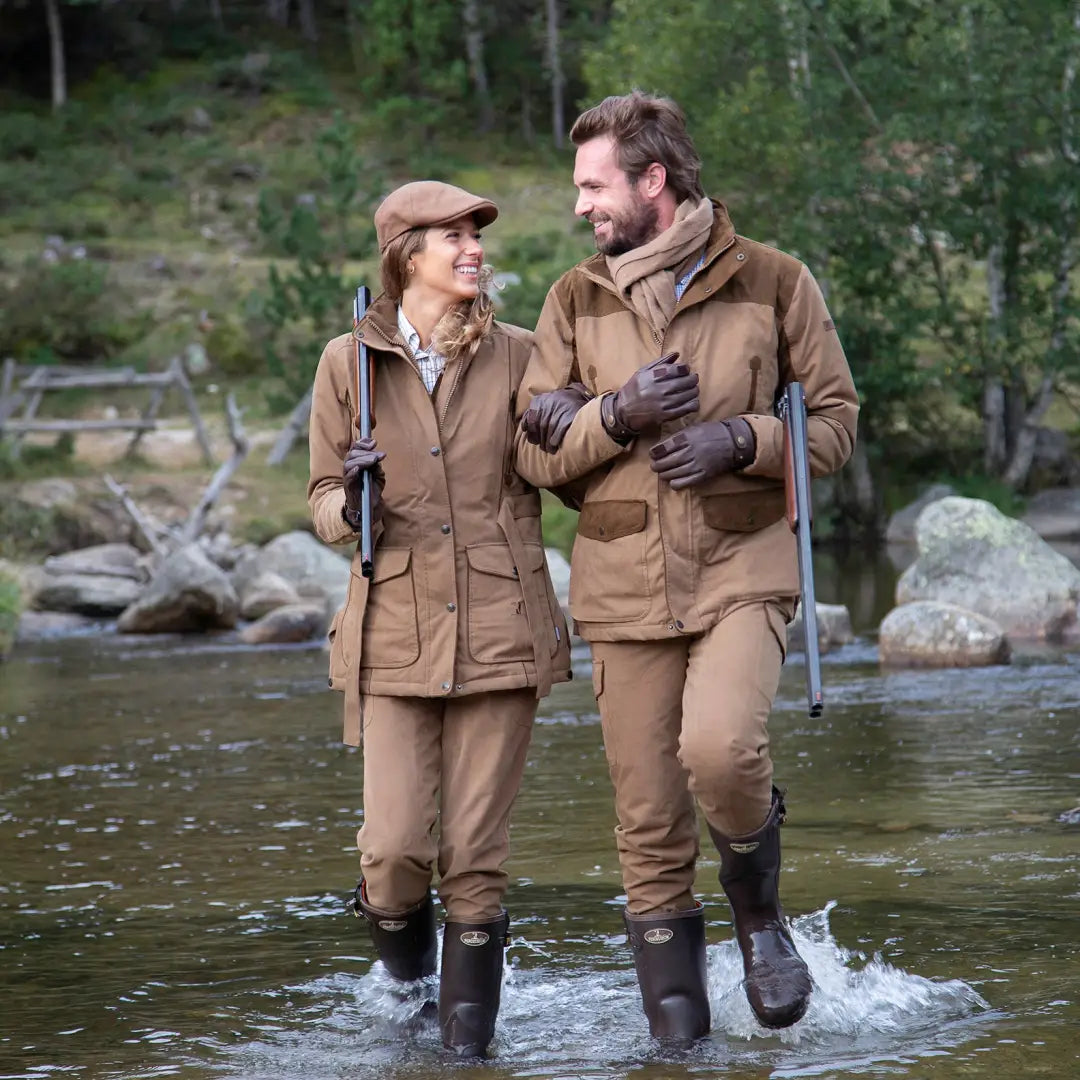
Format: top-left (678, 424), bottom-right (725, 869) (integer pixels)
top-left (1, 553), bottom-right (1078, 1080)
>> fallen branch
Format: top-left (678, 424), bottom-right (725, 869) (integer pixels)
top-left (103, 473), bottom-right (168, 557)
top-left (266, 387), bottom-right (312, 466)
top-left (178, 393), bottom-right (249, 545)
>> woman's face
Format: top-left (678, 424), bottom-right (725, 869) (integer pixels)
top-left (407, 215), bottom-right (484, 305)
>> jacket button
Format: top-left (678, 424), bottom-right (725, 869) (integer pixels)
top-left (441, 524), bottom-right (451, 534)
top-left (736, 252), bottom-right (746, 261)
top-left (455, 683), bottom-right (463, 691)
top-left (441, 681), bottom-right (451, 692)
top-left (430, 446), bottom-right (441, 456)
top-left (598, 526), bottom-right (606, 536)
top-left (736, 435), bottom-right (747, 447)
top-left (447, 602), bottom-right (456, 612)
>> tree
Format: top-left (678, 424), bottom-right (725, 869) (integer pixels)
top-left (587, 0), bottom-right (1080, 507)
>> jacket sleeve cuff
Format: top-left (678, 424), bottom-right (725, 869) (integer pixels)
top-left (738, 413), bottom-right (785, 479)
top-left (312, 488), bottom-right (360, 546)
top-left (514, 394), bottom-right (631, 487)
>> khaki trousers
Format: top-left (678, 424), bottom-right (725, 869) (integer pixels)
top-left (357, 688), bottom-right (535, 921)
top-left (590, 599), bottom-right (791, 915)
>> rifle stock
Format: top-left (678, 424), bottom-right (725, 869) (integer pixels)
top-left (780, 382), bottom-right (824, 718)
top-left (353, 286), bottom-right (374, 579)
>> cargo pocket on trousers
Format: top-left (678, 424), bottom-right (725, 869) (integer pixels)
top-left (359, 548), bottom-right (420, 668)
top-left (766, 598), bottom-right (797, 664)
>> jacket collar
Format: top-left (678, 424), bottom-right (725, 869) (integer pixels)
top-left (358, 291), bottom-right (412, 361)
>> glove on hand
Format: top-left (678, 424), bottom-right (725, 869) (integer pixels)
top-left (343, 436), bottom-right (386, 525)
top-left (610, 351), bottom-right (699, 436)
top-left (520, 382), bottom-right (593, 453)
top-left (648, 417), bottom-right (756, 489)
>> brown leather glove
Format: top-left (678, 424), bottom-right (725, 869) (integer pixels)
top-left (520, 382), bottom-right (593, 453)
top-left (343, 436), bottom-right (385, 526)
top-left (648, 418), bottom-right (756, 489)
top-left (607, 351), bottom-right (698, 438)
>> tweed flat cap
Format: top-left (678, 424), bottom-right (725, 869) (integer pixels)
top-left (373, 180), bottom-right (498, 252)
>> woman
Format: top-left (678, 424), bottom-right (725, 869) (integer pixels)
top-left (307, 180), bottom-right (572, 1057)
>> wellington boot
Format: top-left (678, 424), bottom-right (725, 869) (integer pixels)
top-left (623, 902), bottom-right (710, 1043)
top-left (709, 788), bottom-right (812, 1028)
top-left (349, 880), bottom-right (437, 983)
top-left (439, 911), bottom-right (510, 1057)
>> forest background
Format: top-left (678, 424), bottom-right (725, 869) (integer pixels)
top-left (1, 0), bottom-right (1079, 553)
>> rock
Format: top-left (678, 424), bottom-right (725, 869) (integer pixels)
top-left (879, 601), bottom-right (1010, 668)
top-left (238, 602), bottom-right (326, 645)
top-left (34, 573), bottom-right (143, 616)
top-left (3, 479), bottom-right (134, 554)
top-left (17, 610), bottom-right (101, 640)
top-left (884, 483), bottom-right (956, 545)
top-left (1022, 487), bottom-right (1080, 543)
top-left (897, 496), bottom-right (1080, 640)
top-left (43, 543), bottom-right (145, 580)
top-left (188, 105), bottom-right (213, 132)
top-left (232, 531), bottom-right (351, 614)
top-left (239, 571), bottom-right (301, 620)
top-left (117, 544), bottom-right (239, 633)
top-left (787, 602), bottom-right (855, 653)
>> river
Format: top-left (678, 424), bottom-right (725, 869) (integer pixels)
top-left (1, 552), bottom-right (1078, 1079)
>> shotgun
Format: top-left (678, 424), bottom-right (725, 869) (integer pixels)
top-left (779, 381), bottom-right (823, 718)
top-left (353, 285), bottom-right (374, 579)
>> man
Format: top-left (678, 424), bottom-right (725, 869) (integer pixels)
top-left (515, 91), bottom-right (858, 1041)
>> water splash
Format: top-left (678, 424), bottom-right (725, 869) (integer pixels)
top-left (211, 904), bottom-right (992, 1079)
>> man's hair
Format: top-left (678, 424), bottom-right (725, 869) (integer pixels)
top-left (569, 90), bottom-right (705, 204)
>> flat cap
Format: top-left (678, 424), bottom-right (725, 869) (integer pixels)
top-left (373, 180), bottom-right (498, 252)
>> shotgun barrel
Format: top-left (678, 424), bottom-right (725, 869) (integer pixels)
top-left (353, 285), bottom-right (374, 578)
top-left (780, 381), bottom-right (823, 718)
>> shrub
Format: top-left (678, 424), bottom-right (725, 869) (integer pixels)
top-left (0, 255), bottom-right (143, 362)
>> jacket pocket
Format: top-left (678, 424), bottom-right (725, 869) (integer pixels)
top-left (701, 490), bottom-right (786, 533)
top-left (577, 499), bottom-right (646, 541)
top-left (570, 499), bottom-right (651, 623)
top-left (525, 540), bottom-right (570, 660)
top-left (358, 547), bottom-right (420, 668)
top-left (466, 543), bottom-right (533, 663)
top-left (327, 606), bottom-right (346, 691)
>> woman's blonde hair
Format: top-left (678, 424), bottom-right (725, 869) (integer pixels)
top-left (379, 223), bottom-right (496, 363)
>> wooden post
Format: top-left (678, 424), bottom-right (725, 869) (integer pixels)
top-left (169, 356), bottom-right (215, 465)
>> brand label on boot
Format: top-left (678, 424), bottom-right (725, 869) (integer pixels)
top-left (643, 928), bottom-right (673, 945)
top-left (730, 842), bottom-right (760, 854)
top-left (378, 919), bottom-right (408, 931)
top-left (460, 931), bottom-right (490, 946)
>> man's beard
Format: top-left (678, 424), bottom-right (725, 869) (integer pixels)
top-left (592, 196), bottom-right (660, 256)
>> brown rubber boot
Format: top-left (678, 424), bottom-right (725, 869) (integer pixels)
top-left (349, 880), bottom-right (437, 983)
top-left (438, 911), bottom-right (510, 1057)
top-left (623, 902), bottom-right (711, 1042)
top-left (708, 788), bottom-right (812, 1028)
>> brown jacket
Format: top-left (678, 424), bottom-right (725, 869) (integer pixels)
top-left (514, 202), bottom-right (858, 643)
top-left (309, 293), bottom-right (572, 744)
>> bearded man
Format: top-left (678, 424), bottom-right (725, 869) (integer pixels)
top-left (514, 91), bottom-right (858, 1041)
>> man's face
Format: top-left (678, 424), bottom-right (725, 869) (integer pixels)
top-left (573, 135), bottom-right (659, 256)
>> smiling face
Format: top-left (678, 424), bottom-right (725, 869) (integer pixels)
top-left (406, 215), bottom-right (484, 305)
top-left (573, 134), bottom-right (661, 256)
